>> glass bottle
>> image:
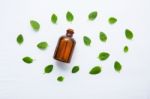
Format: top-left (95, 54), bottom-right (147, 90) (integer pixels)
top-left (53, 29), bottom-right (76, 63)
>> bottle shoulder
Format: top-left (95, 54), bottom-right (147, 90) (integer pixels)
top-left (59, 36), bottom-right (76, 43)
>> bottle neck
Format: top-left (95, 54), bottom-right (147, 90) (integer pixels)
top-left (66, 29), bottom-right (74, 37)
top-left (66, 33), bottom-right (73, 37)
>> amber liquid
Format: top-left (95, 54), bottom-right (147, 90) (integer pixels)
top-left (54, 36), bottom-right (76, 63)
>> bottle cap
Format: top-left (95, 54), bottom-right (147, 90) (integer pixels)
top-left (66, 29), bottom-right (74, 37)
top-left (67, 28), bottom-right (74, 33)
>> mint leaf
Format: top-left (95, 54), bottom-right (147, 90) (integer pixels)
top-left (114, 61), bottom-right (122, 72)
top-left (88, 11), bottom-right (97, 21)
top-left (72, 66), bottom-right (79, 73)
top-left (99, 32), bottom-right (107, 42)
top-left (17, 34), bottom-right (23, 45)
top-left (44, 65), bottom-right (53, 73)
top-left (66, 11), bottom-right (74, 22)
top-left (83, 36), bottom-right (91, 46)
top-left (37, 42), bottom-right (48, 50)
top-left (22, 56), bottom-right (33, 64)
top-left (30, 20), bottom-right (40, 31)
top-left (51, 14), bottom-right (57, 24)
top-left (108, 17), bottom-right (117, 24)
top-left (125, 29), bottom-right (133, 40)
top-left (89, 66), bottom-right (101, 75)
top-left (57, 76), bottom-right (64, 82)
top-left (124, 46), bottom-right (129, 53)
top-left (98, 52), bottom-right (110, 61)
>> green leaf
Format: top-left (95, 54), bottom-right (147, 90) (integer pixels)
top-left (22, 56), bottom-right (33, 64)
top-left (108, 17), bottom-right (117, 24)
top-left (98, 52), bottom-right (110, 61)
top-left (66, 11), bottom-right (74, 22)
top-left (44, 65), bottom-right (53, 73)
top-left (57, 76), bottom-right (64, 82)
top-left (125, 29), bottom-right (133, 40)
top-left (83, 36), bottom-right (91, 46)
top-left (51, 14), bottom-right (57, 24)
top-left (72, 66), bottom-right (79, 73)
top-left (17, 34), bottom-right (24, 44)
top-left (124, 46), bottom-right (129, 53)
top-left (99, 32), bottom-right (107, 42)
top-left (114, 61), bottom-right (122, 72)
top-left (30, 20), bottom-right (40, 31)
top-left (88, 11), bottom-right (97, 21)
top-left (37, 42), bottom-right (48, 50)
top-left (89, 66), bottom-right (101, 75)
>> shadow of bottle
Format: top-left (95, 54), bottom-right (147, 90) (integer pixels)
top-left (55, 61), bottom-right (70, 71)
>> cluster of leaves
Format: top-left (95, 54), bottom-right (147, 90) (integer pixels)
top-left (82, 11), bottom-right (134, 74)
top-left (16, 11), bottom-right (134, 82)
top-left (44, 65), bottom-right (80, 82)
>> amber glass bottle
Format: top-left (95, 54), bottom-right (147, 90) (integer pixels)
top-left (53, 29), bottom-right (76, 63)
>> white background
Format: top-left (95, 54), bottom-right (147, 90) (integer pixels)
top-left (0, 0), bottom-right (150, 99)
